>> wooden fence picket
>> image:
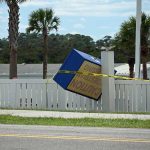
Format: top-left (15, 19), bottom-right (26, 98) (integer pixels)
top-left (0, 79), bottom-right (149, 112)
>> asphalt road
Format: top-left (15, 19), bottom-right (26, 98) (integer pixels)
top-left (0, 124), bottom-right (150, 150)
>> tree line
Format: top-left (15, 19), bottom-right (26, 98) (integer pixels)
top-left (0, 33), bottom-right (113, 64)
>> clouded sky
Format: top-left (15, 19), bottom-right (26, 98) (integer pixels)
top-left (0, 0), bottom-right (150, 41)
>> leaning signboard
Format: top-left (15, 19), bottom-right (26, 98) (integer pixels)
top-left (53, 49), bottom-right (102, 100)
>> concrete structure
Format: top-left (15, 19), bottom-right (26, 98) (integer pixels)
top-left (0, 64), bottom-right (61, 79)
top-left (101, 51), bottom-right (115, 112)
top-left (0, 109), bottom-right (150, 120)
top-left (0, 63), bottom-right (150, 79)
top-left (135, 0), bottom-right (142, 78)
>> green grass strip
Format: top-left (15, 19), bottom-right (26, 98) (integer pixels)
top-left (0, 115), bottom-right (150, 128)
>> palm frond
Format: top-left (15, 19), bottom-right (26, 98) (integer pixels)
top-left (45, 8), bottom-right (53, 24)
top-left (17, 0), bottom-right (29, 3)
top-left (48, 16), bottom-right (60, 32)
top-left (27, 8), bottom-right (60, 34)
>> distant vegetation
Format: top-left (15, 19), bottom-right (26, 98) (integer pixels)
top-left (0, 33), bottom-right (113, 64)
top-left (0, 33), bottom-right (149, 65)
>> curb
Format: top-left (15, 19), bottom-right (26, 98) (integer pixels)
top-left (0, 110), bottom-right (150, 120)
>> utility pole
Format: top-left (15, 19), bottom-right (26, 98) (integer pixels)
top-left (135, 0), bottom-right (142, 78)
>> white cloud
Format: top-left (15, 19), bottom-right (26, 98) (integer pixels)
top-left (0, 10), bottom-right (2, 15)
top-left (19, 24), bottom-right (28, 31)
top-left (102, 31), bottom-right (117, 38)
top-left (88, 34), bottom-right (99, 41)
top-left (0, 10), bottom-right (8, 24)
top-left (80, 17), bottom-right (86, 22)
top-left (98, 25), bottom-right (110, 29)
top-left (19, 0), bottom-right (150, 17)
top-left (54, 0), bottom-right (136, 17)
top-left (59, 26), bottom-right (67, 32)
top-left (20, 0), bottom-right (52, 7)
top-left (109, 31), bottom-right (117, 37)
top-left (1, 0), bottom-right (150, 39)
top-left (0, 16), bottom-right (7, 23)
top-left (145, 10), bottom-right (150, 14)
top-left (70, 31), bottom-right (79, 34)
top-left (18, 0), bottom-right (133, 16)
top-left (73, 23), bottom-right (85, 29)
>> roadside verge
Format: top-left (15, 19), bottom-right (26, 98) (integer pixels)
top-left (0, 109), bottom-right (150, 120)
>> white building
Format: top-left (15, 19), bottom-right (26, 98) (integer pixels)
top-left (115, 63), bottom-right (150, 79)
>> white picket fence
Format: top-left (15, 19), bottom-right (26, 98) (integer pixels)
top-left (0, 79), bottom-right (150, 112)
top-left (0, 79), bottom-right (102, 112)
top-left (115, 80), bottom-right (150, 112)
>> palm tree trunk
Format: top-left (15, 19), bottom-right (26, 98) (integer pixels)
top-left (128, 57), bottom-right (135, 78)
top-left (141, 44), bottom-right (148, 79)
top-left (7, 1), bottom-right (19, 79)
top-left (43, 28), bottom-right (48, 79)
top-left (142, 57), bottom-right (147, 79)
top-left (129, 64), bottom-right (134, 78)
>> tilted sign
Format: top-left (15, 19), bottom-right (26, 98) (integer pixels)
top-left (53, 49), bottom-right (101, 100)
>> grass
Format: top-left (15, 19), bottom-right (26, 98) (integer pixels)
top-left (0, 115), bottom-right (150, 128)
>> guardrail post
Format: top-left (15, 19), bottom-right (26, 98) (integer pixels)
top-left (101, 51), bottom-right (115, 112)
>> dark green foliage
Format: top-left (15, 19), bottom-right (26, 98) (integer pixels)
top-left (0, 38), bottom-right (9, 63)
top-left (1, 32), bottom-right (148, 64)
top-left (112, 13), bottom-right (150, 63)
top-left (17, 33), bottom-right (43, 63)
top-left (0, 33), bottom-right (100, 63)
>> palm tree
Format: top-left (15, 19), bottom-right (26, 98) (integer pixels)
top-left (0, 0), bottom-right (27, 79)
top-left (114, 13), bottom-right (150, 79)
top-left (26, 8), bottom-right (60, 79)
top-left (140, 13), bottom-right (150, 79)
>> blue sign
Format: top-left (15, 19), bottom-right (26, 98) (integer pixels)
top-left (53, 49), bottom-right (102, 100)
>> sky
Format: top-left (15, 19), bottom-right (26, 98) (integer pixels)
top-left (0, 0), bottom-right (150, 41)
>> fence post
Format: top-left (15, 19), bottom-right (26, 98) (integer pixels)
top-left (101, 51), bottom-right (115, 112)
